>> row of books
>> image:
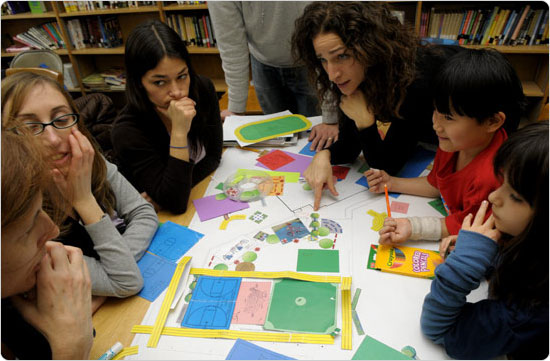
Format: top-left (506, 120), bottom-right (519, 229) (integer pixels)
top-left (66, 16), bottom-right (123, 49)
top-left (82, 67), bottom-right (126, 91)
top-left (12, 22), bottom-right (66, 51)
top-left (420, 5), bottom-right (549, 46)
top-left (166, 14), bottom-right (216, 48)
top-left (167, 1), bottom-right (207, 4)
top-left (1, 1), bottom-right (47, 15)
top-left (62, 1), bottom-right (156, 12)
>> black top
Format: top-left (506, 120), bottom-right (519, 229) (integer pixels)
top-left (112, 75), bottom-right (223, 214)
top-left (328, 45), bottom-right (464, 175)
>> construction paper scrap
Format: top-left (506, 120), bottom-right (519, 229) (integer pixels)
top-left (182, 276), bottom-right (241, 329)
top-left (238, 169), bottom-right (300, 183)
top-left (215, 182), bottom-right (224, 190)
top-left (332, 165), bottom-right (351, 180)
top-left (356, 176), bottom-right (369, 188)
top-left (352, 335), bottom-right (412, 360)
top-left (226, 339), bottom-right (295, 360)
top-left (352, 310), bottom-right (365, 335)
top-left (296, 249), bottom-right (340, 273)
top-left (391, 201), bottom-right (410, 214)
top-left (256, 150), bottom-right (312, 175)
top-left (219, 214), bottom-right (247, 230)
top-left (249, 211), bottom-right (268, 224)
top-left (428, 198), bottom-right (448, 216)
top-left (147, 221), bottom-right (203, 261)
top-left (264, 279), bottom-right (337, 334)
top-left (268, 176), bottom-right (285, 196)
top-left (193, 195), bottom-right (249, 222)
top-left (231, 282), bottom-right (272, 325)
top-left (137, 253), bottom-right (177, 302)
top-left (367, 209), bottom-right (387, 231)
top-left (357, 162), bottom-right (370, 173)
top-left (299, 141), bottom-right (317, 157)
top-left (257, 149), bottom-right (295, 171)
top-left (351, 288), bottom-right (362, 310)
top-left (397, 146), bottom-right (435, 178)
top-left (272, 218), bottom-right (310, 243)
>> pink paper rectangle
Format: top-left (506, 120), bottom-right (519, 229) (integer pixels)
top-left (391, 201), bottom-right (410, 214)
top-left (231, 281), bottom-right (272, 325)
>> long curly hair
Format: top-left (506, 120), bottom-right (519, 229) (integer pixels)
top-left (1, 72), bottom-right (116, 223)
top-left (292, 1), bottom-right (418, 120)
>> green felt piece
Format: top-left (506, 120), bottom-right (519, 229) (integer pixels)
top-left (242, 251), bottom-right (257, 262)
top-left (428, 198), bottom-right (448, 216)
top-left (318, 226), bottom-right (330, 236)
top-left (266, 234), bottom-right (280, 244)
top-left (352, 335), bottom-right (412, 360)
top-left (296, 249), bottom-right (339, 272)
top-left (215, 182), bottom-right (224, 190)
top-left (319, 238), bottom-right (333, 249)
top-left (213, 263), bottom-right (228, 271)
top-left (358, 163), bottom-right (371, 173)
top-left (237, 115), bottom-right (310, 142)
top-left (215, 193), bottom-right (227, 201)
top-left (264, 279), bottom-right (337, 334)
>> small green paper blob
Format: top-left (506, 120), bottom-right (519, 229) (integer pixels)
top-left (266, 234), bottom-right (280, 244)
top-left (189, 281), bottom-right (197, 290)
top-left (310, 230), bottom-right (320, 237)
top-left (215, 193), bottom-right (227, 200)
top-left (213, 263), bottom-right (229, 271)
top-left (310, 213), bottom-right (319, 219)
top-left (318, 226), bottom-right (330, 236)
top-left (319, 238), bottom-right (334, 249)
top-left (310, 221), bottom-right (320, 228)
top-left (184, 293), bottom-right (192, 302)
top-left (242, 251), bottom-right (257, 262)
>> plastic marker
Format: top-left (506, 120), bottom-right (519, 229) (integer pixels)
top-left (384, 184), bottom-right (391, 217)
top-left (98, 342), bottom-right (123, 360)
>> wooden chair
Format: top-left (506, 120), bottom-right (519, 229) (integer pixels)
top-left (5, 67), bottom-right (64, 86)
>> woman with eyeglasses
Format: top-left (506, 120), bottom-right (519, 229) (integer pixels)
top-left (1, 72), bottom-right (158, 311)
top-left (112, 20), bottom-right (222, 214)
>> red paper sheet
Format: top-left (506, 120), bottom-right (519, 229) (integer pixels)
top-left (257, 149), bottom-right (295, 170)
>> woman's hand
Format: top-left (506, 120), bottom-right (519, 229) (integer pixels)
top-left (304, 150), bottom-right (339, 211)
top-left (12, 242), bottom-right (93, 360)
top-left (365, 169), bottom-right (392, 193)
top-left (339, 90), bottom-right (375, 130)
top-left (308, 123), bottom-right (339, 152)
top-left (52, 128), bottom-right (95, 209)
top-left (378, 217), bottom-right (412, 246)
top-left (166, 97), bottom-right (196, 135)
top-left (461, 200), bottom-right (501, 242)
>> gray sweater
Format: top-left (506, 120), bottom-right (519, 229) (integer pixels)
top-left (209, 1), bottom-right (312, 113)
top-left (81, 160), bottom-right (158, 297)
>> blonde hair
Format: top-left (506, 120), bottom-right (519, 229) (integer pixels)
top-left (1, 72), bottom-right (116, 224)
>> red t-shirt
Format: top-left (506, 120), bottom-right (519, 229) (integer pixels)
top-left (427, 128), bottom-right (507, 235)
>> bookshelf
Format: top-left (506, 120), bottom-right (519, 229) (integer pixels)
top-left (1, 1), bottom-right (548, 122)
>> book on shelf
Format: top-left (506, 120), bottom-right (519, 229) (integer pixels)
top-left (5, 43), bottom-right (32, 53)
top-left (166, 14), bottom-right (217, 47)
top-left (28, 1), bottom-right (47, 14)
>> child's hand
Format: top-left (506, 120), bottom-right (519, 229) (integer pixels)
top-left (439, 235), bottom-right (457, 259)
top-left (461, 200), bottom-right (501, 242)
top-left (365, 169), bottom-right (391, 193)
top-left (378, 217), bottom-right (412, 246)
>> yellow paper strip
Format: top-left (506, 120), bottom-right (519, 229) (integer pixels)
top-left (341, 277), bottom-right (353, 350)
top-left (132, 325), bottom-right (334, 344)
top-left (219, 214), bottom-right (246, 230)
top-left (367, 209), bottom-right (387, 231)
top-left (112, 346), bottom-right (139, 360)
top-left (190, 268), bottom-right (342, 283)
top-left (237, 169), bottom-right (300, 183)
top-left (147, 256), bottom-right (191, 348)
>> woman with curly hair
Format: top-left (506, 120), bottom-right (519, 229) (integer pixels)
top-left (292, 2), bottom-right (464, 210)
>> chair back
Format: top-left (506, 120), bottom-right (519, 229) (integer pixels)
top-left (5, 67), bottom-right (64, 86)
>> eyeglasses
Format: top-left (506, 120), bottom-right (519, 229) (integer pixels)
top-left (11, 113), bottom-right (79, 135)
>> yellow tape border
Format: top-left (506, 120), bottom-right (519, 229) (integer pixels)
top-left (147, 256), bottom-right (191, 348)
top-left (112, 346), bottom-right (139, 360)
top-left (341, 277), bottom-right (352, 350)
top-left (190, 268), bottom-right (342, 283)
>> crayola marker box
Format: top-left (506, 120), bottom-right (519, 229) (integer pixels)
top-left (367, 244), bottom-right (443, 279)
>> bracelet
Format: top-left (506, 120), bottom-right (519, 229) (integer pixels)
top-left (169, 145), bottom-right (188, 149)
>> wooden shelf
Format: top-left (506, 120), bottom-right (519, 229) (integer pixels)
top-left (461, 44), bottom-right (549, 54)
top-left (187, 46), bottom-right (219, 54)
top-left (162, 4), bottom-right (208, 11)
top-left (522, 81), bottom-right (545, 98)
top-left (58, 6), bottom-right (159, 17)
top-left (212, 78), bottom-right (227, 93)
top-left (2, 49), bottom-right (69, 57)
top-left (1, 11), bottom-right (57, 19)
top-left (70, 46), bottom-right (218, 55)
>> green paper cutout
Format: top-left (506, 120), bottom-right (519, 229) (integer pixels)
top-left (352, 335), bottom-right (412, 360)
top-left (319, 238), bottom-right (333, 249)
top-left (242, 251), bottom-right (257, 262)
top-left (358, 163), bottom-right (370, 173)
top-left (213, 263), bottom-right (228, 271)
top-left (235, 114), bottom-right (311, 143)
top-left (215, 193), bottom-right (227, 201)
top-left (296, 249), bottom-right (339, 272)
top-left (318, 226), bottom-right (330, 236)
top-left (266, 234), bottom-right (280, 244)
top-left (264, 279), bottom-right (337, 334)
top-left (215, 182), bottom-right (224, 191)
top-left (428, 198), bottom-right (448, 216)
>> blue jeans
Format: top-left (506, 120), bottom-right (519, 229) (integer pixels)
top-left (250, 54), bottom-right (320, 117)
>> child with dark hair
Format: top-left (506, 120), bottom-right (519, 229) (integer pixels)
top-left (112, 19), bottom-right (222, 214)
top-left (421, 122), bottom-right (549, 359)
top-left (367, 49), bottom-right (526, 243)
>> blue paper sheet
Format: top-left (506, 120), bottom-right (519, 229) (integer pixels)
top-left (147, 221), bottom-right (204, 261)
top-left (226, 339), bottom-right (295, 360)
top-left (182, 276), bottom-right (241, 329)
top-left (137, 252), bottom-right (177, 302)
top-left (299, 141), bottom-right (317, 157)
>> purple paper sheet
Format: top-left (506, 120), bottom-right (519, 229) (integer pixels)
top-left (255, 150), bottom-right (312, 175)
top-left (193, 194), bottom-right (250, 222)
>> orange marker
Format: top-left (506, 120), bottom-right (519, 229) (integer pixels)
top-left (384, 184), bottom-right (391, 217)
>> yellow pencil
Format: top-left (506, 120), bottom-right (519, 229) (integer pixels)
top-left (384, 184), bottom-right (391, 217)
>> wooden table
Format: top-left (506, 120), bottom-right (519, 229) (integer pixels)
top-left (89, 174), bottom-right (212, 358)
top-left (218, 85), bottom-right (263, 115)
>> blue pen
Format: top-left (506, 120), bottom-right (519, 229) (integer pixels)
top-left (98, 342), bottom-right (123, 360)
